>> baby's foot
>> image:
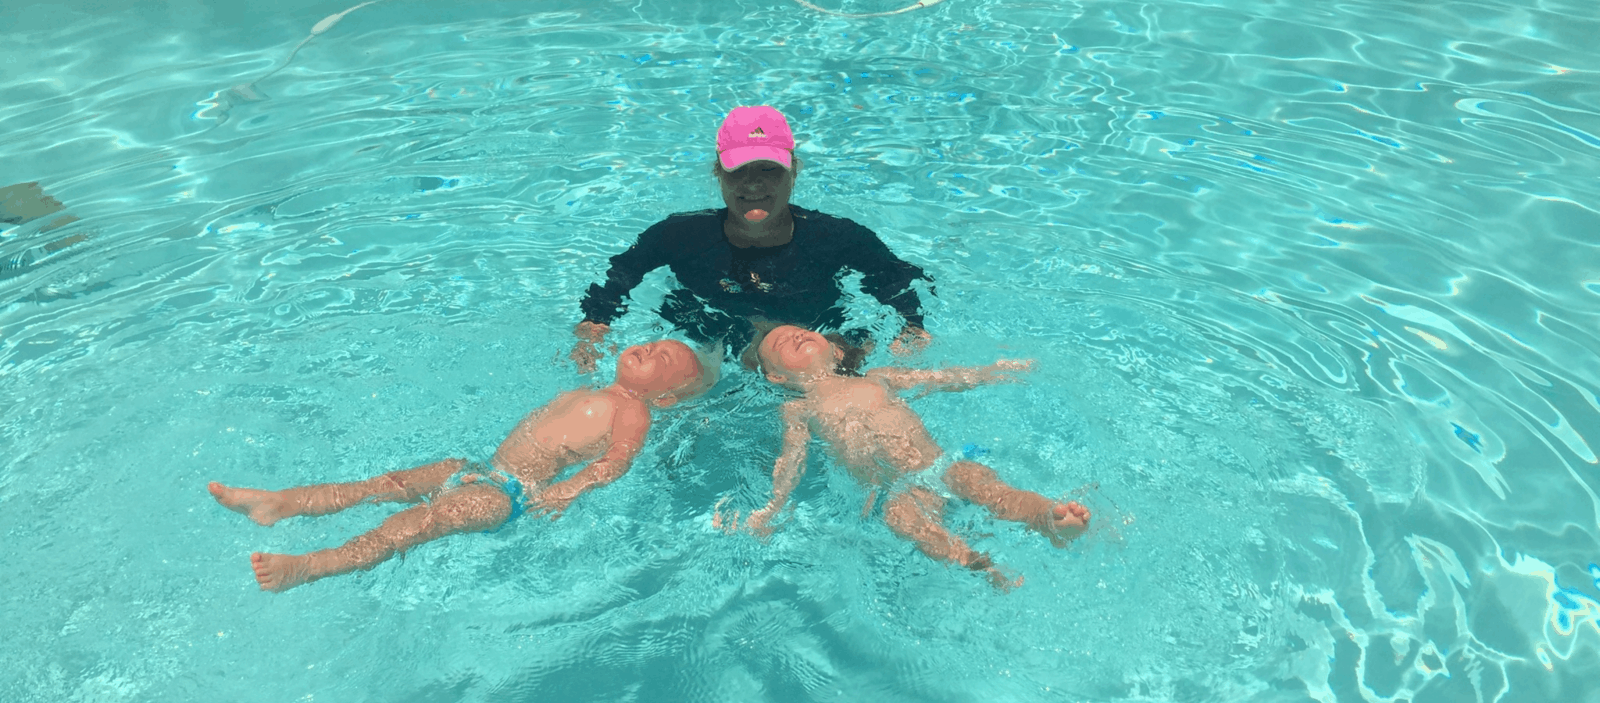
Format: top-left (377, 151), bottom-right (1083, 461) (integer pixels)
top-left (962, 551), bottom-right (1023, 592)
top-left (1030, 501), bottom-right (1091, 548)
top-left (251, 552), bottom-right (316, 592)
top-left (983, 567), bottom-right (1025, 592)
top-left (208, 482), bottom-right (291, 526)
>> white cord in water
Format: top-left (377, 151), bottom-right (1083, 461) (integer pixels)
top-left (233, 1), bottom-right (386, 100)
top-left (230, 0), bottom-right (941, 101)
top-left (789, 0), bottom-right (947, 18)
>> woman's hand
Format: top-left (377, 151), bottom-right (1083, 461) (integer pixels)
top-left (569, 321), bottom-right (612, 374)
top-left (890, 325), bottom-right (932, 356)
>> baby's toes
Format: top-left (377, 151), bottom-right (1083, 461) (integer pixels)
top-left (1059, 501), bottom-right (1090, 525)
top-left (1048, 503), bottom-right (1085, 528)
top-left (1040, 503), bottom-right (1090, 548)
top-left (250, 555), bottom-right (274, 586)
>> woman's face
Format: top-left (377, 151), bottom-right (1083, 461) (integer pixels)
top-left (716, 160), bottom-right (795, 222)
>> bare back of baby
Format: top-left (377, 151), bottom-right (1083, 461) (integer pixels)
top-left (492, 388), bottom-right (630, 485)
top-left (800, 375), bottom-right (945, 486)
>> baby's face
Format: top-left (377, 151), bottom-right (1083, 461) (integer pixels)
top-left (758, 325), bottom-right (833, 377)
top-left (616, 340), bottom-right (702, 397)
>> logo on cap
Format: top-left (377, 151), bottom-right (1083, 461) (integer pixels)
top-left (748, 128), bottom-right (766, 139)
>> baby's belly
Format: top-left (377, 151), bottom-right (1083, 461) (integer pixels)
top-left (491, 439), bottom-right (596, 485)
top-left (825, 419), bottom-right (943, 484)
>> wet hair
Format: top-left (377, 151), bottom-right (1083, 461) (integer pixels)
top-left (822, 332), bottom-right (867, 376)
top-left (755, 349), bottom-right (773, 378)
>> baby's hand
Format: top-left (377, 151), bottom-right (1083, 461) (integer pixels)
top-left (713, 497), bottom-right (777, 537)
top-left (984, 359), bottom-right (1035, 383)
top-left (742, 507), bottom-right (778, 537)
top-left (531, 483), bottom-right (580, 518)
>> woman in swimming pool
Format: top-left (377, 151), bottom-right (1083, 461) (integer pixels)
top-left (570, 106), bottom-right (933, 374)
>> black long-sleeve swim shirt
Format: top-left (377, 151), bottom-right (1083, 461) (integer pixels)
top-left (578, 206), bottom-right (930, 349)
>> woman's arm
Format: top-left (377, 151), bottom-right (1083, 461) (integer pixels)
top-left (840, 220), bottom-right (934, 353)
top-left (571, 222), bottom-right (672, 371)
top-left (578, 222), bottom-right (673, 326)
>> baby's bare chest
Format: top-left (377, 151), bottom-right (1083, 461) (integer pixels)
top-left (511, 393), bottom-right (619, 458)
top-left (813, 379), bottom-right (895, 415)
top-left (810, 383), bottom-right (923, 444)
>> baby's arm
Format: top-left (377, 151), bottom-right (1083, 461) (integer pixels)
top-left (865, 359), bottom-right (1034, 394)
top-left (532, 401), bottom-right (650, 516)
top-left (717, 401), bottom-right (811, 536)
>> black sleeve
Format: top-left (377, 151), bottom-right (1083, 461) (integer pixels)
top-left (578, 221), bottom-right (671, 325)
top-left (844, 221), bottom-right (930, 329)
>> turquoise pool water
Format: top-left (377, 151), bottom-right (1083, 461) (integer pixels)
top-left (3, 0), bottom-right (1598, 700)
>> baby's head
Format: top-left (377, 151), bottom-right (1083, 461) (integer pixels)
top-left (757, 325), bottom-right (840, 388)
top-left (614, 339), bottom-right (715, 406)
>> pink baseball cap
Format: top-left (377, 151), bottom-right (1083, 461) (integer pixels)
top-left (716, 106), bottom-right (795, 170)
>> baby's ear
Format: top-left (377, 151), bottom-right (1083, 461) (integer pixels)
top-left (764, 371), bottom-right (785, 385)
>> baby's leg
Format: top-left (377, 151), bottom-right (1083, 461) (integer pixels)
top-left (941, 460), bottom-right (1090, 548)
top-left (249, 482), bottom-right (512, 592)
top-left (209, 458), bottom-right (466, 526)
top-left (884, 488), bottom-right (1018, 590)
